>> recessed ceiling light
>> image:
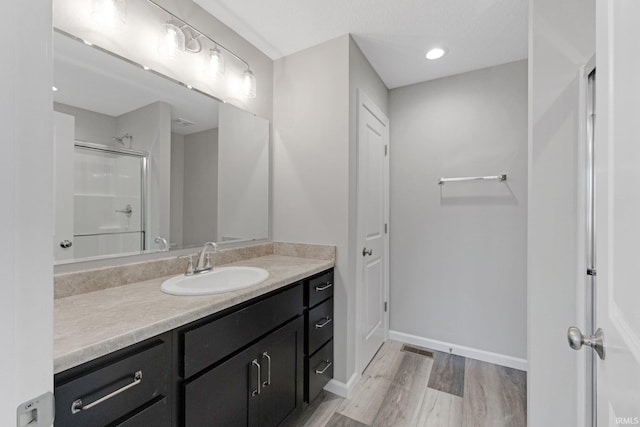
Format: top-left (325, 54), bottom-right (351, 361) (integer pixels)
top-left (52, 86), bottom-right (58, 92)
top-left (426, 48), bottom-right (446, 60)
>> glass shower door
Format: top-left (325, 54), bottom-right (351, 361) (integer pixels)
top-left (73, 144), bottom-right (146, 259)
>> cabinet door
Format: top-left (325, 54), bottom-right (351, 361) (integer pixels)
top-left (184, 345), bottom-right (259, 427)
top-left (259, 317), bottom-right (304, 427)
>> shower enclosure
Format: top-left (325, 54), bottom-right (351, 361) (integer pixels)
top-left (68, 142), bottom-right (148, 260)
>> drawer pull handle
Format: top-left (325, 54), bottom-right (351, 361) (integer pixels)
top-left (262, 352), bottom-right (271, 388)
top-left (315, 283), bottom-right (333, 292)
top-left (71, 370), bottom-right (142, 414)
top-left (315, 360), bottom-right (333, 375)
top-left (315, 317), bottom-right (332, 329)
top-left (251, 359), bottom-right (261, 396)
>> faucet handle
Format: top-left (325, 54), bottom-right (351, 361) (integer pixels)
top-left (178, 255), bottom-right (195, 276)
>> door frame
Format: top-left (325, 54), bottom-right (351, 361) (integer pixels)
top-left (576, 54), bottom-right (597, 427)
top-left (354, 88), bottom-right (390, 375)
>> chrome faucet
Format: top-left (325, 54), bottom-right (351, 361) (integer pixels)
top-left (195, 242), bottom-right (218, 273)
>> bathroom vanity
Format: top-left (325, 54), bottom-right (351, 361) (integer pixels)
top-left (53, 254), bottom-right (334, 426)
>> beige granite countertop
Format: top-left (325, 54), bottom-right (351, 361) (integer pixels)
top-left (54, 254), bottom-right (334, 374)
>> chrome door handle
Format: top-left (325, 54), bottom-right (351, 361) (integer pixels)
top-left (71, 371), bottom-right (142, 414)
top-left (362, 247), bottom-right (372, 257)
top-left (262, 352), bottom-right (271, 388)
top-left (115, 204), bottom-right (133, 218)
top-left (251, 359), bottom-right (261, 396)
top-left (315, 317), bottom-right (332, 329)
top-left (315, 282), bottom-right (333, 292)
top-left (60, 240), bottom-right (73, 249)
top-left (315, 360), bottom-right (332, 375)
top-left (567, 326), bottom-right (605, 360)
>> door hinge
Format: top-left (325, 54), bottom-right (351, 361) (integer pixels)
top-left (384, 223), bottom-right (388, 234)
top-left (384, 145), bottom-right (388, 156)
top-left (384, 302), bottom-right (388, 312)
top-left (587, 268), bottom-right (597, 276)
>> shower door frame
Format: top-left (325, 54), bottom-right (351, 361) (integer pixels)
top-left (74, 140), bottom-right (149, 252)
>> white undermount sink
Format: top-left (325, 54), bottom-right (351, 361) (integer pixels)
top-left (161, 266), bottom-right (269, 296)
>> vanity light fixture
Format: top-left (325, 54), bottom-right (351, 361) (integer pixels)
top-left (243, 68), bottom-right (256, 98)
top-left (183, 28), bottom-right (203, 53)
top-left (91, 0), bottom-right (126, 28)
top-left (146, 0), bottom-right (257, 98)
top-left (426, 47), bottom-right (446, 60)
top-left (159, 20), bottom-right (185, 58)
top-left (207, 46), bottom-right (225, 80)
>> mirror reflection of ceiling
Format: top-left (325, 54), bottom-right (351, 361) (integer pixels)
top-left (53, 32), bottom-right (219, 135)
top-left (194, 0), bottom-right (527, 89)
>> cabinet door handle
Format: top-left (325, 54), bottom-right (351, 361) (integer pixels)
top-left (315, 360), bottom-right (333, 375)
top-left (71, 370), bottom-right (142, 414)
top-left (262, 352), bottom-right (271, 388)
top-left (251, 359), bottom-right (261, 396)
top-left (315, 317), bottom-right (332, 329)
top-left (315, 282), bottom-right (333, 292)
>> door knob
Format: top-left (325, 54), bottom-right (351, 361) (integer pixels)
top-left (362, 247), bottom-right (372, 257)
top-left (567, 326), bottom-right (605, 360)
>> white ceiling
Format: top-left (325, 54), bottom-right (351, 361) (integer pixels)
top-left (53, 32), bottom-right (219, 135)
top-left (194, 0), bottom-right (528, 88)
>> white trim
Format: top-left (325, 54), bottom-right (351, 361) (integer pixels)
top-left (389, 330), bottom-right (528, 371)
top-left (323, 371), bottom-right (361, 399)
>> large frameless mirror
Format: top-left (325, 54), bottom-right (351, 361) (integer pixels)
top-left (53, 30), bottom-right (269, 264)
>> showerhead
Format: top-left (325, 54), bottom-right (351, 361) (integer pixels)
top-left (112, 133), bottom-right (133, 147)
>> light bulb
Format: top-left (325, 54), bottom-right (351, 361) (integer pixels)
top-left (206, 47), bottom-right (225, 80)
top-left (426, 47), bottom-right (446, 60)
top-left (159, 21), bottom-right (185, 58)
top-left (243, 68), bottom-right (256, 98)
top-left (91, 0), bottom-right (126, 28)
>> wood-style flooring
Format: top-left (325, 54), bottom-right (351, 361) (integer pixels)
top-left (286, 341), bottom-right (526, 427)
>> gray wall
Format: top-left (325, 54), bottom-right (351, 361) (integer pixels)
top-left (273, 35), bottom-right (389, 386)
top-left (528, 0), bottom-right (595, 424)
top-left (273, 35), bottom-right (351, 382)
top-left (183, 128), bottom-right (219, 246)
top-left (53, 103), bottom-right (117, 146)
top-left (170, 133), bottom-right (185, 247)
top-left (389, 60), bottom-right (528, 360)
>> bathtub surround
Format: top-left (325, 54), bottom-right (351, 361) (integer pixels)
top-left (54, 242), bottom-right (335, 298)
top-left (389, 60), bottom-right (528, 367)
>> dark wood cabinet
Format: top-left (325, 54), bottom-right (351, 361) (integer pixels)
top-left (55, 269), bottom-right (332, 426)
top-left (304, 269), bottom-right (335, 403)
top-left (54, 334), bottom-right (172, 427)
top-left (184, 317), bottom-right (303, 427)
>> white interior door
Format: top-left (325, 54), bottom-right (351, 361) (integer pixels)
top-left (594, 1), bottom-right (640, 423)
top-left (356, 89), bottom-right (389, 373)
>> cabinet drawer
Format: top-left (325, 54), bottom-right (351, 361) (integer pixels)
top-left (307, 270), bottom-right (334, 308)
top-left (114, 397), bottom-right (169, 427)
top-left (54, 339), bottom-right (169, 427)
top-left (306, 340), bottom-right (334, 403)
top-left (183, 284), bottom-right (303, 378)
top-left (307, 297), bottom-right (333, 355)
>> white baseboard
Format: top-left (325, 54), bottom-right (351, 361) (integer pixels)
top-left (389, 330), bottom-right (528, 371)
top-left (323, 371), bottom-right (360, 398)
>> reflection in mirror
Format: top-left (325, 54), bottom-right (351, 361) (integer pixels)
top-left (53, 31), bottom-right (269, 264)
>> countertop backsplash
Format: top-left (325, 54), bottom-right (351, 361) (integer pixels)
top-left (54, 242), bottom-right (335, 299)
